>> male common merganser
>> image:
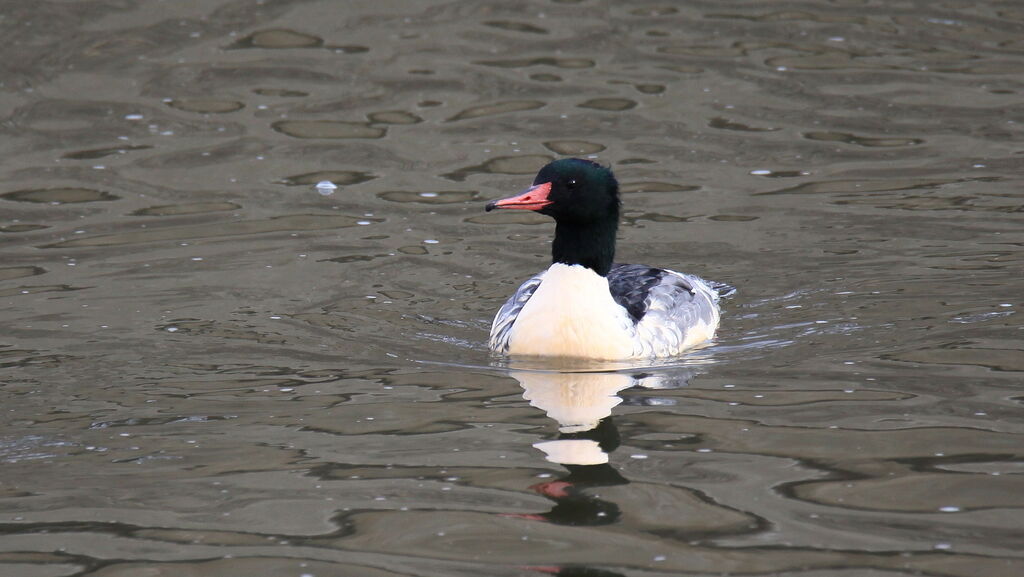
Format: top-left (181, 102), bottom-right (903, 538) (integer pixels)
top-left (485, 158), bottom-right (731, 360)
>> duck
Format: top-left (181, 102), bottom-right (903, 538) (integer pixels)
top-left (485, 158), bottom-right (732, 360)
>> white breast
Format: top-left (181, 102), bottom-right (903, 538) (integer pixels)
top-left (506, 263), bottom-right (636, 359)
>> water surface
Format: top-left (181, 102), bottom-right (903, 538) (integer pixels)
top-left (1, 1), bottom-right (1022, 576)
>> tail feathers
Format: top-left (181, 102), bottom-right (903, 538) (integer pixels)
top-left (708, 280), bottom-right (736, 299)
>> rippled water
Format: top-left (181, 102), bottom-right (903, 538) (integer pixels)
top-left (2, 1), bottom-right (1022, 576)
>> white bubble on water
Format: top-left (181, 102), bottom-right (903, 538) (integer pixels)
top-left (315, 181), bottom-right (337, 195)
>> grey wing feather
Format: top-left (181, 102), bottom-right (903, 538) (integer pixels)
top-left (610, 264), bottom-right (723, 357)
top-left (637, 269), bottom-right (722, 356)
top-left (489, 272), bottom-right (544, 352)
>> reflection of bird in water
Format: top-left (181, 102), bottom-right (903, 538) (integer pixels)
top-left (520, 370), bottom-right (633, 438)
top-left (517, 368), bottom-right (698, 442)
top-left (505, 368), bottom-right (697, 527)
top-left (526, 564), bottom-right (627, 577)
top-left (485, 158), bottom-right (733, 360)
top-left (526, 417), bottom-right (627, 526)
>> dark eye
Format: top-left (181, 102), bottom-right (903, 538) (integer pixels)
top-left (567, 179), bottom-right (578, 189)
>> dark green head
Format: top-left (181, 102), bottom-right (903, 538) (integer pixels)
top-left (531, 158), bottom-right (620, 224)
top-left (485, 158), bottom-right (622, 276)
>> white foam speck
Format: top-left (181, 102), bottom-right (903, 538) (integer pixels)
top-left (315, 181), bottom-right (337, 195)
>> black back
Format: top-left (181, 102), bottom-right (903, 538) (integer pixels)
top-left (608, 263), bottom-right (685, 323)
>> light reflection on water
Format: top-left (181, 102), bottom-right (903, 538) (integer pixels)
top-left (0, 1), bottom-right (1022, 576)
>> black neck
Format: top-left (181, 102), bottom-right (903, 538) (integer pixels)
top-left (552, 218), bottom-right (617, 276)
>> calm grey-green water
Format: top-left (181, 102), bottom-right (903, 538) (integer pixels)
top-left (1, 1), bottom-right (1022, 576)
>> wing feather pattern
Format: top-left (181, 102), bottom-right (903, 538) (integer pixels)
top-left (608, 263), bottom-right (723, 357)
top-left (489, 271), bottom-right (545, 353)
